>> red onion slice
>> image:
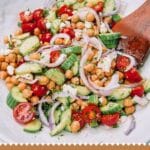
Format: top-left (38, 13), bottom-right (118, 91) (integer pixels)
top-left (48, 101), bottom-right (61, 131)
top-left (125, 115), bottom-right (136, 136)
top-left (50, 33), bottom-right (70, 45)
top-left (117, 51), bottom-right (137, 72)
top-left (133, 95), bottom-right (149, 106)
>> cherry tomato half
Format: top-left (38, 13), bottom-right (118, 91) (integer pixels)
top-left (131, 85), bottom-right (144, 97)
top-left (40, 32), bottom-right (52, 43)
top-left (72, 111), bottom-right (85, 128)
top-left (116, 55), bottom-right (130, 72)
top-left (31, 83), bottom-right (48, 97)
top-left (50, 50), bottom-right (60, 63)
top-left (19, 11), bottom-right (33, 23)
top-left (101, 113), bottom-right (120, 126)
top-left (57, 5), bottom-right (73, 16)
top-left (13, 102), bottom-right (35, 124)
top-left (37, 18), bottom-right (46, 31)
top-left (124, 68), bottom-right (143, 83)
top-left (94, 2), bottom-right (104, 12)
top-left (33, 9), bottom-right (44, 21)
top-left (82, 104), bottom-right (101, 124)
top-left (21, 22), bottom-right (36, 33)
top-left (61, 27), bottom-right (75, 39)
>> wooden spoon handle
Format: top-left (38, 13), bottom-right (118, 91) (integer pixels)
top-left (112, 0), bottom-right (150, 65)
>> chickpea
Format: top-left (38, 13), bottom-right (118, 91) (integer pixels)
top-left (117, 71), bottom-right (124, 80)
top-left (13, 48), bottom-right (19, 54)
top-left (55, 38), bottom-right (63, 45)
top-left (72, 103), bottom-right (80, 111)
top-left (80, 78), bottom-right (84, 85)
top-left (100, 96), bottom-right (108, 106)
top-left (47, 81), bottom-right (56, 90)
top-left (43, 42), bottom-right (50, 46)
top-left (111, 59), bottom-right (116, 69)
top-left (1, 62), bottom-right (8, 71)
top-left (0, 55), bottom-right (5, 62)
top-left (76, 22), bottom-right (85, 29)
top-left (10, 63), bottom-right (17, 68)
top-left (18, 82), bottom-right (27, 91)
top-left (123, 97), bottom-right (134, 107)
top-left (14, 29), bottom-right (22, 36)
top-left (39, 76), bottom-right (49, 85)
top-left (87, 51), bottom-right (95, 61)
top-left (29, 53), bottom-right (41, 60)
top-left (10, 76), bottom-right (19, 85)
top-left (76, 99), bottom-right (83, 106)
top-left (94, 80), bottom-right (104, 87)
top-left (86, 13), bottom-right (95, 22)
top-left (86, 28), bottom-right (95, 37)
top-left (86, 2), bottom-right (94, 7)
top-left (84, 63), bottom-right (95, 72)
top-left (71, 15), bottom-right (79, 23)
top-left (5, 76), bottom-right (11, 83)
top-left (6, 83), bottom-right (14, 90)
top-left (71, 121), bottom-right (80, 133)
top-left (102, 47), bottom-right (107, 53)
top-left (17, 55), bottom-right (23, 62)
top-left (125, 106), bottom-right (135, 115)
top-left (105, 69), bottom-right (114, 77)
top-left (77, 0), bottom-right (84, 3)
top-left (34, 28), bottom-right (41, 36)
top-left (71, 23), bottom-right (76, 29)
top-left (61, 14), bottom-right (68, 21)
top-left (0, 71), bottom-right (8, 80)
top-left (3, 36), bottom-right (9, 44)
top-left (4, 56), bottom-right (10, 63)
top-left (95, 68), bottom-right (104, 79)
top-left (81, 102), bottom-right (88, 110)
top-left (56, 85), bottom-right (61, 91)
top-left (104, 16), bottom-right (112, 24)
top-left (91, 75), bottom-right (98, 81)
top-left (65, 70), bottom-right (74, 79)
top-left (8, 53), bottom-right (17, 63)
top-left (71, 77), bottom-right (80, 85)
top-left (22, 89), bottom-right (33, 99)
top-left (30, 96), bottom-right (40, 104)
top-left (63, 39), bottom-right (71, 45)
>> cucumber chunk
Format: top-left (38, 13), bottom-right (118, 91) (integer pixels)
top-left (61, 46), bottom-right (82, 55)
top-left (143, 80), bottom-right (150, 93)
top-left (103, 0), bottom-right (115, 15)
top-left (7, 87), bottom-right (27, 109)
top-left (15, 62), bottom-right (42, 75)
top-left (57, 97), bottom-right (70, 106)
top-left (19, 36), bottom-right (40, 56)
top-left (71, 61), bottom-right (79, 76)
top-left (112, 14), bottom-right (122, 22)
top-left (50, 108), bottom-right (71, 136)
top-left (61, 54), bottom-right (78, 70)
top-left (101, 102), bottom-right (122, 114)
top-left (89, 120), bottom-right (99, 128)
top-left (45, 69), bottom-right (65, 85)
top-left (108, 87), bottom-right (131, 101)
top-left (15, 33), bottom-right (30, 40)
top-left (24, 119), bottom-right (42, 133)
top-left (88, 95), bottom-right (99, 105)
top-left (73, 85), bottom-right (91, 96)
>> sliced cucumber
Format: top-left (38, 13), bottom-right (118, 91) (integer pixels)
top-left (112, 14), bottom-right (122, 22)
top-left (61, 54), bottom-right (78, 70)
top-left (7, 87), bottom-right (27, 109)
top-left (15, 33), bottom-right (30, 40)
top-left (71, 61), bottom-right (79, 76)
top-left (88, 95), bottom-right (99, 105)
top-left (103, 0), bottom-right (115, 15)
top-left (89, 120), bottom-right (99, 128)
top-left (50, 108), bottom-right (71, 136)
top-left (45, 68), bottom-right (65, 85)
top-left (61, 46), bottom-right (82, 55)
top-left (19, 36), bottom-right (40, 56)
top-left (143, 80), bottom-right (150, 93)
top-left (57, 97), bottom-right (70, 106)
top-left (101, 102), bottom-right (122, 114)
top-left (15, 62), bottom-right (42, 75)
top-left (51, 19), bottom-right (61, 34)
top-left (108, 87), bottom-right (131, 101)
top-left (24, 119), bottom-right (42, 133)
top-left (73, 85), bottom-right (91, 96)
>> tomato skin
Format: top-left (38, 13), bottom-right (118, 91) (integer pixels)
top-left (94, 2), bottom-right (104, 12)
top-left (19, 11), bottom-right (33, 23)
top-left (61, 27), bottom-right (75, 39)
top-left (13, 102), bottom-right (35, 124)
top-left (21, 23), bottom-right (36, 33)
top-left (37, 18), bottom-right (46, 31)
top-left (72, 111), bottom-right (85, 128)
top-left (50, 51), bottom-right (60, 63)
top-left (40, 32), bottom-right (52, 43)
top-left (33, 9), bottom-right (43, 21)
top-left (31, 83), bottom-right (48, 97)
top-left (82, 104), bottom-right (101, 124)
top-left (116, 55), bottom-right (130, 72)
top-left (125, 68), bottom-right (143, 83)
top-left (101, 113), bottom-right (120, 126)
top-left (57, 5), bottom-right (73, 16)
top-left (131, 85), bottom-right (144, 97)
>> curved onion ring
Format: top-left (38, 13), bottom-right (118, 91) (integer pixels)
top-left (48, 101), bottom-right (61, 130)
top-left (50, 33), bottom-right (70, 45)
top-left (133, 95), bottom-right (149, 106)
top-left (103, 0), bottom-right (121, 16)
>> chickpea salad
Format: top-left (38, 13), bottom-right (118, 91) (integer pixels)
top-left (1, 0), bottom-right (150, 136)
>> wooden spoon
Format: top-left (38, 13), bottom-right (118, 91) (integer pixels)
top-left (112, 0), bottom-right (150, 66)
